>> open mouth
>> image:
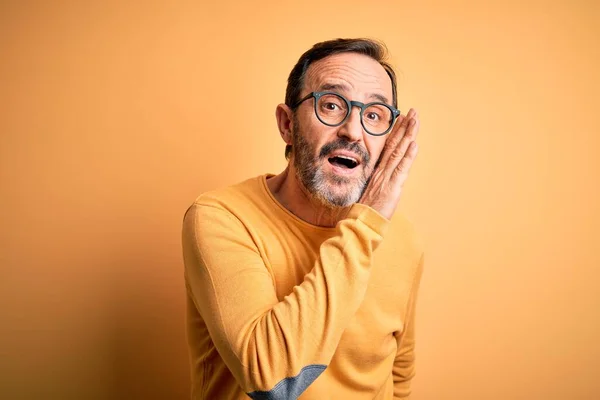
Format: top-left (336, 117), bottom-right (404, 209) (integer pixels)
top-left (328, 155), bottom-right (359, 169)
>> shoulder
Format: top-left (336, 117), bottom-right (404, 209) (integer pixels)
top-left (196, 176), bottom-right (261, 206)
top-left (182, 177), bottom-right (268, 247)
top-left (182, 175), bottom-right (275, 239)
top-left (184, 175), bottom-right (265, 217)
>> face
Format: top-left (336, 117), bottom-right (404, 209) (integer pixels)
top-left (290, 53), bottom-right (394, 208)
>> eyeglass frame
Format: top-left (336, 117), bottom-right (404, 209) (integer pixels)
top-left (291, 91), bottom-right (401, 136)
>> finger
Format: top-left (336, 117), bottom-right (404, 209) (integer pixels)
top-left (394, 115), bottom-right (405, 132)
top-left (396, 113), bottom-right (420, 154)
top-left (386, 116), bottom-right (419, 172)
top-left (406, 114), bottom-right (420, 142)
top-left (377, 109), bottom-right (414, 169)
top-left (391, 141), bottom-right (419, 180)
top-left (389, 109), bottom-right (417, 150)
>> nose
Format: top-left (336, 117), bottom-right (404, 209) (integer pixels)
top-left (336, 106), bottom-right (364, 142)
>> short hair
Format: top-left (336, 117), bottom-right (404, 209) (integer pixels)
top-left (284, 38), bottom-right (398, 160)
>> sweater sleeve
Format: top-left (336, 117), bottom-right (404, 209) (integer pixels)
top-left (392, 252), bottom-right (424, 399)
top-left (182, 201), bottom-right (389, 399)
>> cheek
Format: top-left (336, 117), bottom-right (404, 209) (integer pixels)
top-left (294, 123), bottom-right (326, 159)
top-left (296, 110), bottom-right (319, 137)
top-left (298, 119), bottom-right (337, 152)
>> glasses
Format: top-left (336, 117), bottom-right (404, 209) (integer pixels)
top-left (292, 91), bottom-right (401, 136)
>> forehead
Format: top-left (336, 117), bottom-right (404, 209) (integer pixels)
top-left (304, 52), bottom-right (393, 100)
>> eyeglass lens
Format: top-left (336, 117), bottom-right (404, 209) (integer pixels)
top-left (315, 93), bottom-right (393, 135)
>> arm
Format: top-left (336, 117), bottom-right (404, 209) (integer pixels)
top-left (392, 252), bottom-right (424, 399)
top-left (182, 202), bottom-right (389, 399)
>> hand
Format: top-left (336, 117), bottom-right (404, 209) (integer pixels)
top-left (358, 108), bottom-right (420, 220)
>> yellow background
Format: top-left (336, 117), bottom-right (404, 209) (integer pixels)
top-left (1, 1), bottom-right (599, 399)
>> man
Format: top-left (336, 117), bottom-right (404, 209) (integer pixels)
top-left (182, 38), bottom-right (423, 400)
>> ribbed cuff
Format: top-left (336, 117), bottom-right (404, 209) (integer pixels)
top-left (346, 203), bottom-right (390, 236)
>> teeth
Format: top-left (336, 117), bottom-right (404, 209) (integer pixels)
top-left (335, 155), bottom-right (358, 163)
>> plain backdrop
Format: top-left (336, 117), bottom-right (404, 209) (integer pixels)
top-left (1, 1), bottom-right (599, 399)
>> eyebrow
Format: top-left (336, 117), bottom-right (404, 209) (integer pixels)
top-left (318, 82), bottom-right (390, 104)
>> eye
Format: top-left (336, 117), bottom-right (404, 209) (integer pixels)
top-left (317, 94), bottom-right (347, 117)
top-left (365, 111), bottom-right (381, 121)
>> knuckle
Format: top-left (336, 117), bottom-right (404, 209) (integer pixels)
top-left (391, 146), bottom-right (404, 158)
top-left (397, 157), bottom-right (410, 171)
top-left (385, 139), bottom-right (400, 152)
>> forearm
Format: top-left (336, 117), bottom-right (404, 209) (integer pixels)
top-left (183, 202), bottom-right (389, 395)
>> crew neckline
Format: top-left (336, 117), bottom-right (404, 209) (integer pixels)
top-left (259, 174), bottom-right (338, 232)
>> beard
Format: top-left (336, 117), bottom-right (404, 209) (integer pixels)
top-left (291, 117), bottom-right (373, 208)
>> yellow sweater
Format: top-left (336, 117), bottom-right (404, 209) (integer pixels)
top-left (182, 174), bottom-right (424, 399)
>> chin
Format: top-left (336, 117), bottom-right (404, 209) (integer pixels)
top-left (313, 173), bottom-right (364, 208)
top-left (296, 160), bottom-right (367, 208)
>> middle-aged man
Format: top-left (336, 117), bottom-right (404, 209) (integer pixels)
top-left (182, 38), bottom-right (423, 400)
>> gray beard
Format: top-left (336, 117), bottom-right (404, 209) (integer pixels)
top-left (291, 119), bottom-right (371, 208)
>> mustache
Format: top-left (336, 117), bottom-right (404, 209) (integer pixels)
top-left (319, 139), bottom-right (370, 164)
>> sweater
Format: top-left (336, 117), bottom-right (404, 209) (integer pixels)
top-left (181, 174), bottom-right (424, 399)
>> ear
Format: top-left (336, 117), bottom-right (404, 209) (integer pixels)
top-left (275, 103), bottom-right (294, 145)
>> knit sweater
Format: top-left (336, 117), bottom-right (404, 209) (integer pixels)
top-left (181, 174), bottom-right (424, 399)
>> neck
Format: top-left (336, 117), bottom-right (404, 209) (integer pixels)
top-left (266, 165), bottom-right (350, 228)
